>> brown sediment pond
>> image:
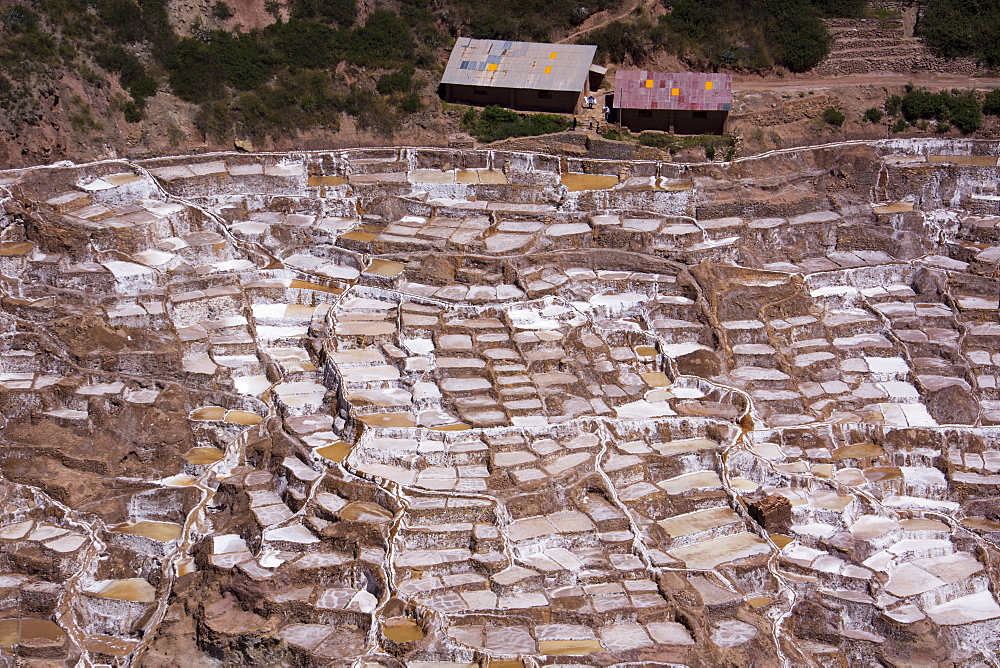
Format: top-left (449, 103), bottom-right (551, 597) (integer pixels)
top-left (339, 501), bottom-right (393, 523)
top-left (365, 259), bottom-right (406, 278)
top-left (430, 423), bottom-right (471, 431)
top-left (641, 372), bottom-right (671, 387)
top-left (83, 635), bottom-right (139, 657)
top-left (189, 406), bottom-right (226, 421)
top-left (183, 447), bottom-right (225, 465)
top-left (308, 175), bottom-right (348, 186)
top-left (86, 579), bottom-right (156, 603)
top-left (872, 202), bottom-right (914, 214)
top-left (289, 279), bottom-right (343, 294)
top-left (111, 520), bottom-right (183, 542)
top-left (962, 517), bottom-right (1000, 532)
top-left (340, 230), bottom-right (378, 243)
top-left (561, 173), bottom-right (619, 192)
top-left (408, 170), bottom-right (456, 184)
top-left (832, 442), bottom-right (884, 459)
top-left (928, 155), bottom-right (997, 166)
top-left (160, 474), bottom-right (197, 487)
top-left (224, 410), bottom-right (263, 425)
top-left (13, 619), bottom-right (66, 646)
top-left (105, 173), bottom-right (144, 186)
top-left (899, 518), bottom-right (949, 532)
top-left (0, 241), bottom-right (33, 256)
top-left (538, 639), bottom-right (605, 655)
top-left (315, 441), bottom-right (352, 463)
top-left (863, 466), bottom-right (902, 482)
top-left (382, 618), bottom-right (424, 643)
top-left (769, 534), bottom-right (793, 548)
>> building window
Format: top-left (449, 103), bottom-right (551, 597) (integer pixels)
top-left (473, 88), bottom-right (487, 96)
top-left (693, 111), bottom-right (708, 120)
top-left (638, 110), bottom-right (653, 118)
top-left (538, 90), bottom-right (553, 99)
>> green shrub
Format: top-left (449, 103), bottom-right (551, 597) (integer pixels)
top-left (637, 132), bottom-right (735, 154)
top-left (774, 13), bottom-right (829, 72)
top-left (195, 99), bottom-right (232, 142)
top-left (984, 88), bottom-right (1000, 116)
top-left (810, 0), bottom-right (866, 18)
top-left (377, 66), bottom-right (415, 95)
top-left (822, 107), bottom-right (845, 126)
top-left (458, 0), bottom-right (622, 42)
top-left (291, 0), bottom-right (357, 26)
top-left (98, 0), bottom-right (144, 43)
top-left (212, 1), bottom-right (234, 19)
top-left (399, 91), bottom-right (422, 113)
top-left (937, 120), bottom-right (952, 133)
top-left (345, 11), bottom-right (416, 67)
top-left (582, 18), bottom-right (660, 64)
top-left (900, 86), bottom-right (981, 133)
top-left (212, 31), bottom-right (272, 89)
top-left (892, 117), bottom-right (908, 133)
top-left (167, 38), bottom-right (224, 101)
top-left (918, 0), bottom-right (1000, 66)
top-left (462, 105), bottom-right (569, 142)
top-left (885, 94), bottom-right (901, 116)
top-left (268, 20), bottom-right (338, 69)
top-left (1, 5), bottom-right (39, 33)
top-left (122, 99), bottom-right (144, 122)
top-left (601, 127), bottom-right (632, 141)
top-left (862, 107), bottom-right (883, 122)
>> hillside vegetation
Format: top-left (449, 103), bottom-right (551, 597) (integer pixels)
top-left (2, 0), bottom-right (997, 158)
top-left (0, 0), bottom-right (873, 148)
top-left (581, 0), bottom-right (866, 72)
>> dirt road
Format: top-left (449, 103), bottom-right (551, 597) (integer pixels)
top-left (733, 72), bottom-right (1000, 92)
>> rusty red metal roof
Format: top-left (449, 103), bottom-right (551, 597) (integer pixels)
top-left (613, 70), bottom-right (732, 111)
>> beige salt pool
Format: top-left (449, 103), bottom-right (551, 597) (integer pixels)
top-left (357, 413), bottom-right (415, 428)
top-left (561, 173), bottom-right (619, 192)
top-left (365, 259), bottom-right (406, 278)
top-left (84, 579), bottom-right (156, 603)
top-left (456, 169), bottom-right (508, 184)
top-left (111, 520), bottom-right (183, 542)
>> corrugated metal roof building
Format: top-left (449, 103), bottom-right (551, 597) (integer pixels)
top-left (440, 38), bottom-right (598, 113)
top-left (612, 70), bottom-right (732, 135)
